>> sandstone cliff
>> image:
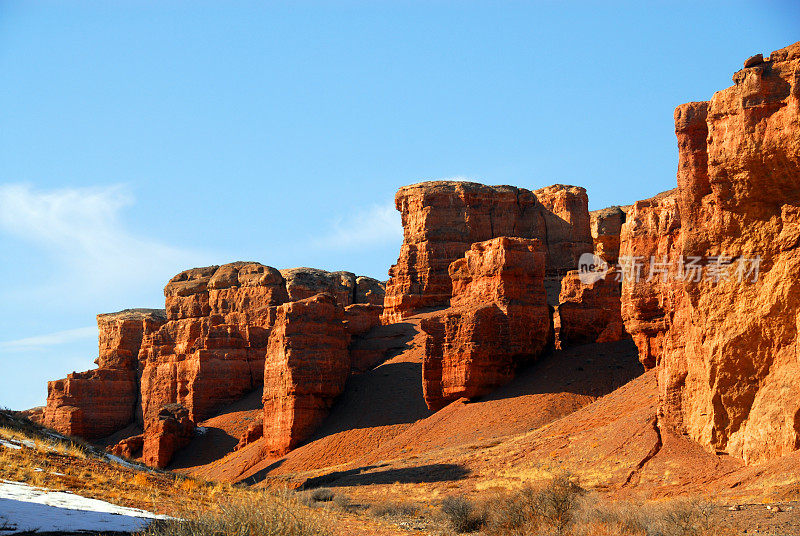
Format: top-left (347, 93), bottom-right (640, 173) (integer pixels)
top-left (420, 237), bottom-right (551, 411)
top-left (621, 42), bottom-right (800, 464)
top-left (382, 181), bottom-right (593, 322)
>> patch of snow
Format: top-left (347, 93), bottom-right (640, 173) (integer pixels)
top-left (0, 437), bottom-right (42, 450)
top-left (0, 440), bottom-right (22, 451)
top-left (0, 480), bottom-right (170, 534)
top-left (105, 454), bottom-right (148, 472)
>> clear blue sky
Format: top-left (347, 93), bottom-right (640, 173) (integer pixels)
top-left (1, 1), bottom-right (797, 410)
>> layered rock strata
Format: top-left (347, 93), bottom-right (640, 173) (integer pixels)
top-left (621, 42), bottom-right (800, 464)
top-left (555, 268), bottom-right (625, 348)
top-left (262, 294), bottom-right (351, 455)
top-left (43, 310), bottom-right (166, 440)
top-left (420, 237), bottom-right (551, 411)
top-left (382, 181), bottom-right (593, 322)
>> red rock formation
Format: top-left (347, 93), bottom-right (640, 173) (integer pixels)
top-left (43, 309), bottom-right (166, 439)
top-left (139, 262), bottom-right (287, 425)
top-left (44, 369), bottom-right (139, 440)
top-left (421, 237), bottom-right (551, 411)
top-left (96, 309), bottom-right (167, 370)
top-left (235, 419), bottom-right (263, 451)
top-left (343, 304), bottom-right (383, 337)
top-left (621, 42), bottom-right (800, 464)
top-left (109, 434), bottom-right (144, 459)
top-left (280, 267), bottom-right (357, 306)
top-left (619, 191), bottom-right (682, 369)
top-left (355, 276), bottom-right (385, 306)
top-left (262, 293), bottom-right (351, 455)
top-left (590, 206), bottom-right (626, 264)
top-left (382, 181), bottom-right (592, 323)
top-left (142, 403), bottom-right (195, 469)
top-left (555, 268), bottom-right (625, 348)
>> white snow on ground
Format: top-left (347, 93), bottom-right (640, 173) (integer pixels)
top-left (0, 438), bottom-right (35, 451)
top-left (105, 454), bottom-right (146, 472)
top-left (0, 480), bottom-right (170, 534)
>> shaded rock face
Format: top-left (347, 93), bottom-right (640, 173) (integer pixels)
top-left (555, 268), bottom-right (625, 348)
top-left (43, 310), bottom-right (166, 440)
top-left (263, 294), bottom-right (351, 455)
top-left (143, 403), bottom-right (195, 469)
top-left (621, 42), bottom-right (800, 464)
top-left (590, 207), bottom-right (626, 264)
top-left (382, 181), bottom-right (592, 322)
top-left (619, 191), bottom-right (682, 369)
top-left (421, 237), bottom-right (551, 411)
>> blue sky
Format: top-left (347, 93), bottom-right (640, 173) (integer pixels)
top-left (0, 1), bottom-right (798, 410)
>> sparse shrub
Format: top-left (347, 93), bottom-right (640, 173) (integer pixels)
top-left (484, 472), bottom-right (584, 535)
top-left (310, 488), bottom-right (335, 502)
top-left (372, 501), bottom-right (419, 518)
top-left (440, 495), bottom-right (486, 533)
top-left (142, 490), bottom-right (330, 536)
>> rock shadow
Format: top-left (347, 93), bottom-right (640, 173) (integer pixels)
top-left (299, 463), bottom-right (470, 489)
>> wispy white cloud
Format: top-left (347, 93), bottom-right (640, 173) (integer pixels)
top-left (0, 183), bottom-right (212, 295)
top-left (0, 326), bottom-right (97, 351)
top-left (311, 202), bottom-right (402, 250)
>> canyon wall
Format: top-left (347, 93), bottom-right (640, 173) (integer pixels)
top-left (621, 42), bottom-right (800, 464)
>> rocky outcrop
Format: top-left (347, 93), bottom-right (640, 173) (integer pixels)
top-left (139, 262), bottom-right (287, 425)
top-left (355, 276), bottom-right (386, 306)
top-left (109, 434), bottom-right (144, 459)
top-left (263, 294), bottom-right (351, 455)
top-left (139, 263), bottom-right (377, 426)
top-left (555, 268), bottom-right (625, 348)
top-left (382, 181), bottom-right (592, 322)
top-left (43, 310), bottom-right (166, 439)
top-left (142, 403), bottom-right (195, 468)
top-left (619, 191), bottom-right (682, 369)
top-left (420, 237), bottom-right (551, 411)
top-left (44, 369), bottom-right (139, 440)
top-left (96, 309), bottom-right (166, 370)
top-left (235, 419), bottom-right (263, 451)
top-left (621, 42), bottom-right (800, 464)
top-left (590, 207), bottom-right (626, 264)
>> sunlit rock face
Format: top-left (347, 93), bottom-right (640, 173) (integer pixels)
top-left (420, 237), bottom-right (551, 411)
top-left (621, 42), bottom-right (800, 464)
top-left (382, 181), bottom-right (592, 323)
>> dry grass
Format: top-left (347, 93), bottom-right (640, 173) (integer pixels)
top-left (141, 489), bottom-right (331, 536)
top-left (476, 473), bottom-right (731, 536)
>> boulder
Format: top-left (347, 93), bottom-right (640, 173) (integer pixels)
top-left (421, 237), bottom-right (551, 411)
top-left (109, 434), bottom-right (144, 459)
top-left (262, 294), bottom-right (351, 455)
top-left (142, 403), bottom-right (195, 469)
top-left (382, 181), bottom-right (593, 322)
